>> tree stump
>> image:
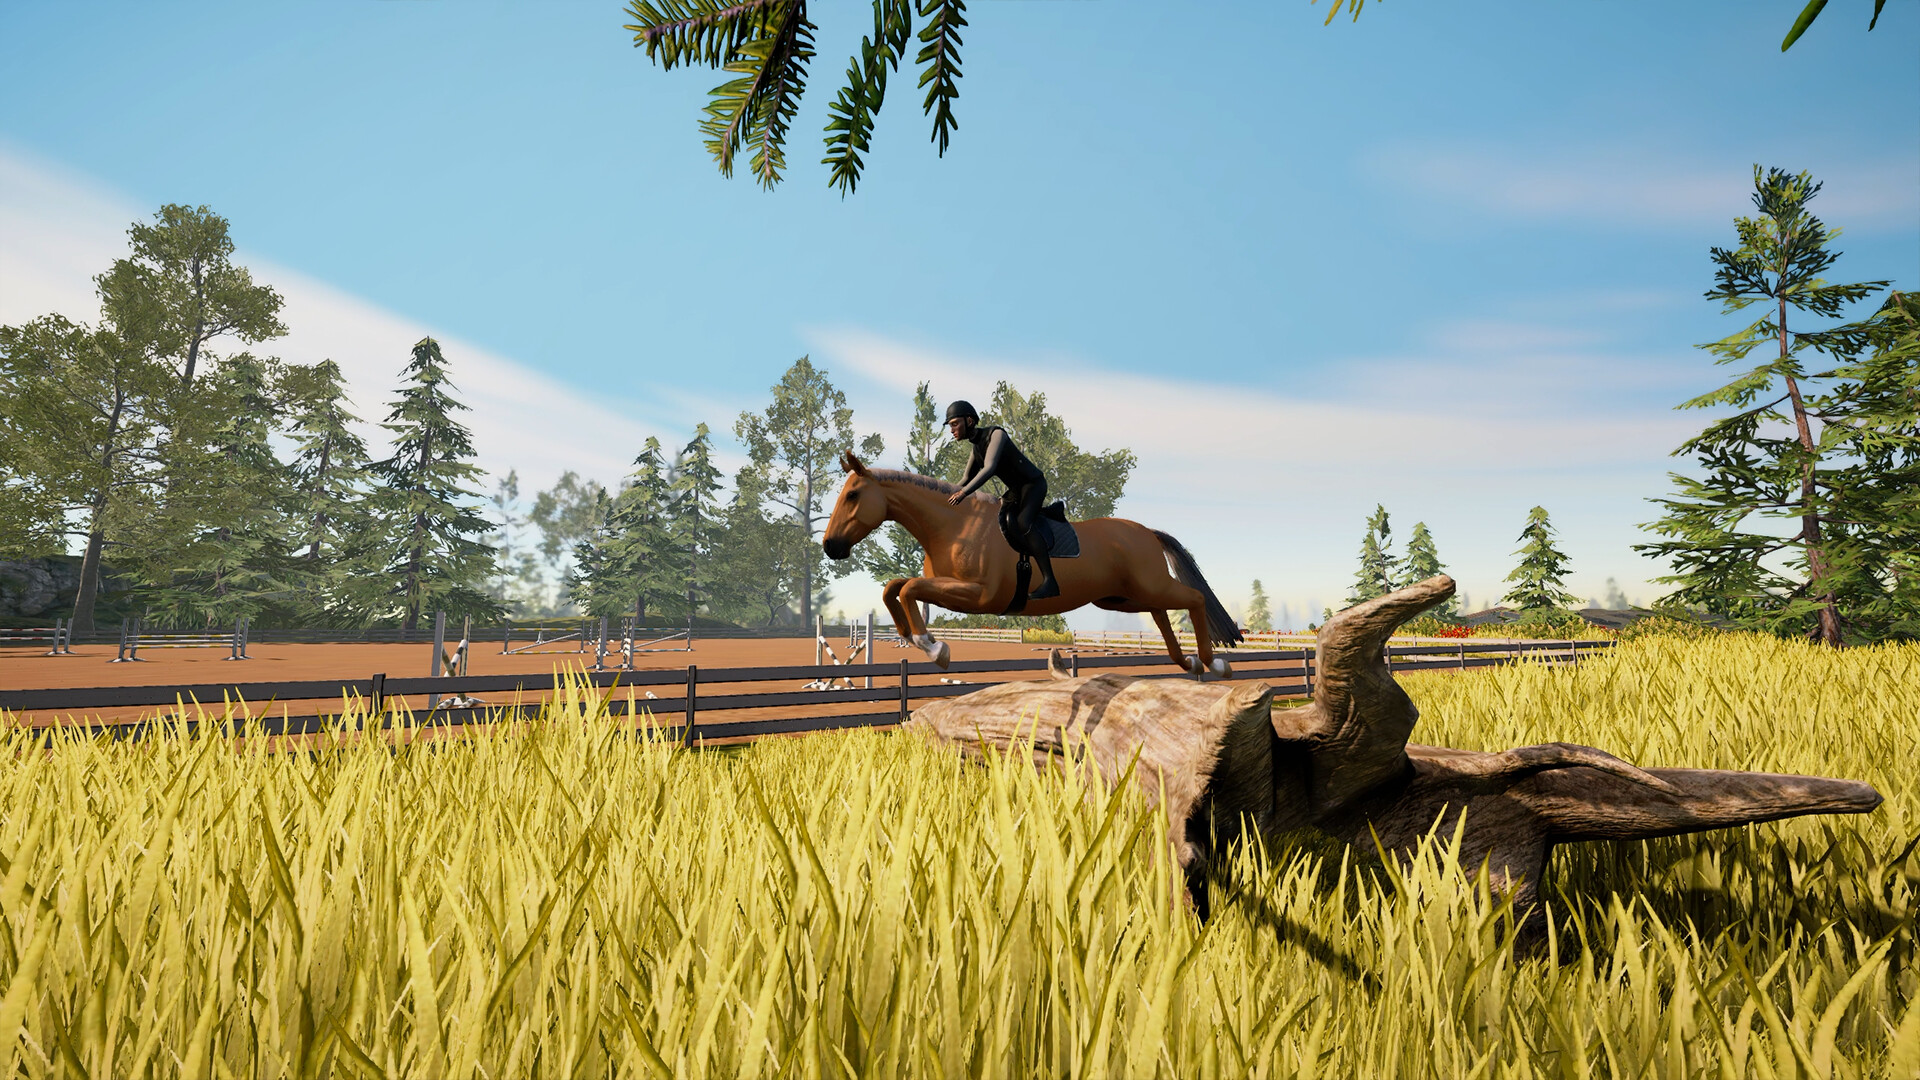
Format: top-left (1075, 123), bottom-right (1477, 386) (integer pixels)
top-left (904, 576), bottom-right (1882, 934)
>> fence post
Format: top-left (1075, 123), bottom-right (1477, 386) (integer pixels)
top-left (1303, 644), bottom-right (1314, 698)
top-left (501, 621), bottom-right (512, 654)
top-left (898, 658), bottom-right (909, 723)
top-left (815, 616), bottom-right (824, 666)
top-left (1458, 640), bottom-right (1466, 671)
top-left (428, 610), bottom-right (446, 711)
top-left (369, 672), bottom-right (386, 725)
top-left (865, 612), bottom-right (874, 690)
top-left (683, 665), bottom-right (698, 749)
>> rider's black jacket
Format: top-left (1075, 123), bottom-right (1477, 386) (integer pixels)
top-left (954, 425), bottom-right (1044, 498)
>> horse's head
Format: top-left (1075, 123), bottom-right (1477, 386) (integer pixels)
top-left (822, 451), bottom-right (887, 561)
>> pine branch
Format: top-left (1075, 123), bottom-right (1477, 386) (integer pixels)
top-left (696, 2), bottom-right (815, 184)
top-left (915, 0), bottom-right (966, 156)
top-left (625, 0), bottom-right (779, 68)
top-left (823, 0), bottom-right (913, 195)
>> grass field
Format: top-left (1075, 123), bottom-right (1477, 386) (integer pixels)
top-left (0, 636), bottom-right (1915, 1077)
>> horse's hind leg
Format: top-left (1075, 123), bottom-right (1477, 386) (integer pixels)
top-left (1189, 606), bottom-right (1231, 679)
top-left (1151, 610), bottom-right (1192, 672)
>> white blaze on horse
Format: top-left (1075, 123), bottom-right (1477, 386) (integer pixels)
top-left (820, 452), bottom-right (1242, 675)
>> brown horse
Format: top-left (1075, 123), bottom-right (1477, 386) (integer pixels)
top-left (821, 452), bottom-right (1242, 675)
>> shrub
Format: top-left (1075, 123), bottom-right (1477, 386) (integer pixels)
top-left (1021, 627), bottom-right (1075, 645)
top-left (1470, 609), bottom-right (1609, 640)
top-left (933, 612), bottom-right (1069, 633)
top-left (1617, 612), bottom-right (1724, 643)
top-left (1401, 614), bottom-right (1468, 638)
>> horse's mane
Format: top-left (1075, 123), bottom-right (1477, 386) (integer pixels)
top-left (868, 468), bottom-right (992, 503)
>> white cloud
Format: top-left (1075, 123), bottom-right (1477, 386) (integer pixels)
top-left (1367, 142), bottom-right (1920, 229)
top-left (0, 140), bottom-right (656, 496)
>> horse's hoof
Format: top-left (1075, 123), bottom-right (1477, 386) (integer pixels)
top-left (1209, 658), bottom-right (1232, 679)
top-left (931, 640), bottom-right (951, 669)
top-left (1185, 656), bottom-right (1204, 676)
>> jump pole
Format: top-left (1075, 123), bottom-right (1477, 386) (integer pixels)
top-left (428, 610), bottom-right (446, 712)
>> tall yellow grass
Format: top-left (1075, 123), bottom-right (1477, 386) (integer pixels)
top-left (0, 637), bottom-right (1914, 1078)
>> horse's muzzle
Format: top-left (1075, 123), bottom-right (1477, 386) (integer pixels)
top-left (822, 536), bottom-right (852, 561)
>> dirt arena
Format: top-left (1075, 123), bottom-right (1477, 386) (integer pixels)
top-left (0, 636), bottom-right (1224, 730)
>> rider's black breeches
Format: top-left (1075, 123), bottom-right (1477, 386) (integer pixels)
top-left (1004, 480), bottom-right (1049, 556)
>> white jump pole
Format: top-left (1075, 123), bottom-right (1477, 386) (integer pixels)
top-left (428, 610), bottom-right (446, 712)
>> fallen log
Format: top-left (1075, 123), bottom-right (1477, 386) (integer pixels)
top-left (904, 575), bottom-right (1882, 936)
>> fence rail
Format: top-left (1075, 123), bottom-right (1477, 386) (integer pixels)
top-left (1, 638), bottom-right (1610, 742)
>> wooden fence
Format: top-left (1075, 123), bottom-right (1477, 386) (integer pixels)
top-left (1, 639), bottom-right (1609, 744)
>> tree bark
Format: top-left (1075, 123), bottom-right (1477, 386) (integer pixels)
top-left (70, 522), bottom-right (107, 634)
top-left (906, 576), bottom-right (1882, 941)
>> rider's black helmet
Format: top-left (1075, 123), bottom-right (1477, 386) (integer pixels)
top-left (944, 400), bottom-right (978, 424)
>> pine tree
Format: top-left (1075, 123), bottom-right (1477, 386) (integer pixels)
top-left (858, 382), bottom-right (957, 583)
top-left (366, 338), bottom-right (501, 632)
top-left (572, 438), bottom-right (678, 619)
top-left (668, 423), bottom-right (725, 623)
top-left (127, 354), bottom-right (301, 626)
top-left (282, 359), bottom-right (376, 620)
top-left (565, 488), bottom-right (617, 617)
top-left (1503, 506), bottom-right (1580, 611)
top-left (1399, 521), bottom-right (1457, 615)
top-left (1346, 505), bottom-right (1395, 607)
top-left (1246, 580), bottom-right (1273, 633)
top-left (1819, 292), bottom-right (1920, 639)
top-left (1634, 168), bottom-right (1901, 644)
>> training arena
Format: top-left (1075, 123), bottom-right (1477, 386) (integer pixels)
top-left (0, 633), bottom-right (1109, 731)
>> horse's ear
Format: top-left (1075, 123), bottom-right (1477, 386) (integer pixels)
top-left (844, 452), bottom-right (870, 477)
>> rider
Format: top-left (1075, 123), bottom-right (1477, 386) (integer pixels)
top-left (943, 400), bottom-right (1060, 600)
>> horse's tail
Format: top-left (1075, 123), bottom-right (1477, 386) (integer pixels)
top-left (1152, 530), bottom-right (1244, 648)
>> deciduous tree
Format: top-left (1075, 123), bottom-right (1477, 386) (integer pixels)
top-left (736, 356), bottom-right (883, 626)
top-left (0, 316), bottom-right (170, 631)
top-left (95, 204), bottom-right (285, 391)
top-left (980, 382), bottom-right (1133, 519)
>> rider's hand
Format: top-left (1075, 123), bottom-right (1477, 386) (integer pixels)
top-left (946, 491), bottom-right (964, 505)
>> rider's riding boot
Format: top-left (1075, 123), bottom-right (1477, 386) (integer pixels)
top-left (1028, 552), bottom-right (1060, 600)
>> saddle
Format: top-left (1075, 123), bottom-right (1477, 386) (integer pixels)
top-left (998, 501), bottom-right (1080, 615)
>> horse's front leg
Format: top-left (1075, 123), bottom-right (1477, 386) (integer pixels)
top-left (882, 578), bottom-right (921, 642)
top-left (898, 576), bottom-right (997, 670)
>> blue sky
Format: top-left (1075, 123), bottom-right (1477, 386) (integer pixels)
top-left (3, 1), bottom-right (1915, 629)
